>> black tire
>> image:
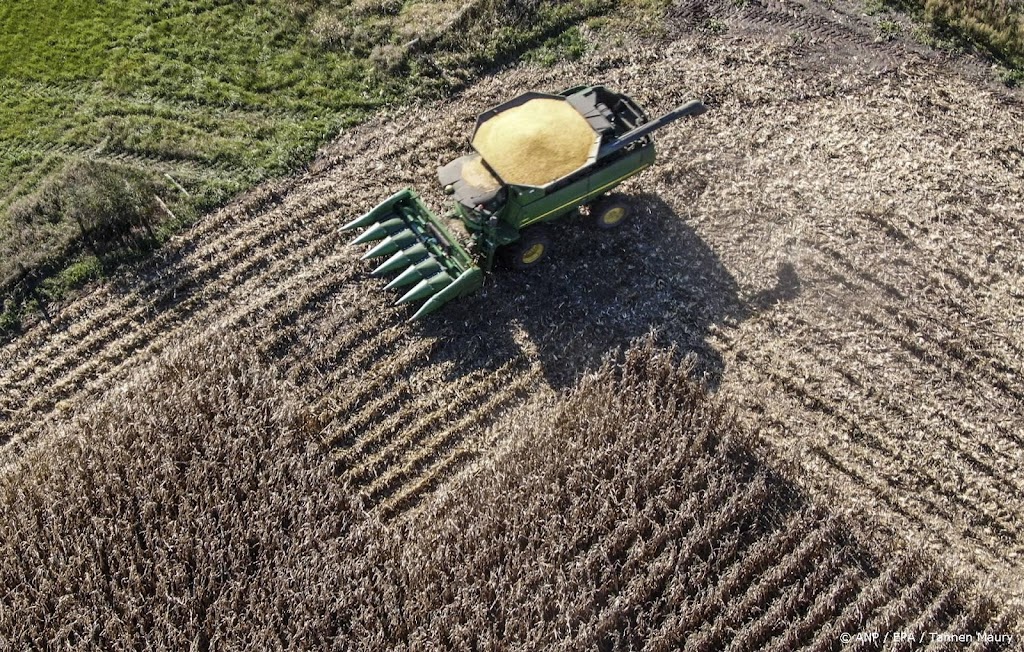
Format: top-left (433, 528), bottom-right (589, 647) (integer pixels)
top-left (502, 227), bottom-right (551, 270)
top-left (592, 197), bottom-right (632, 230)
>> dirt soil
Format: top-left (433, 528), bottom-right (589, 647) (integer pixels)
top-left (1, 0), bottom-right (1022, 610)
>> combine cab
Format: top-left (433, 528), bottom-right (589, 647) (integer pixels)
top-left (342, 84), bottom-right (707, 320)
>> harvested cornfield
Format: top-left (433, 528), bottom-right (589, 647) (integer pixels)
top-left (1, 0), bottom-right (1023, 646)
top-left (0, 334), bottom-right (1016, 649)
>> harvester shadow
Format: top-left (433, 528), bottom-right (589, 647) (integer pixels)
top-left (419, 194), bottom-right (786, 391)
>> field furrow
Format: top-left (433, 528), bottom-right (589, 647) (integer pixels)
top-left (782, 371), bottom-right (1023, 558)
top-left (802, 561), bottom-right (905, 652)
top-left (566, 472), bottom-right (739, 645)
top-left (766, 565), bottom-right (864, 651)
top-left (811, 244), bottom-right (1024, 399)
top-left (363, 368), bottom-right (540, 512)
top-left (0, 194), bottom-right (352, 424)
top-left (688, 513), bottom-right (839, 650)
top-left (0, 188), bottom-right (343, 393)
top-left (0, 239), bottom-right (362, 462)
top-left (341, 361), bottom-right (521, 486)
top-left (768, 353), bottom-right (1024, 518)
top-left (575, 474), bottom-right (772, 648)
top-left (796, 264), bottom-right (1024, 435)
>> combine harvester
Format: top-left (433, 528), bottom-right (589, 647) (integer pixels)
top-left (342, 84), bottom-right (707, 319)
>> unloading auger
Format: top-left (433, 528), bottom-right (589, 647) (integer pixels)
top-left (342, 84), bottom-right (707, 320)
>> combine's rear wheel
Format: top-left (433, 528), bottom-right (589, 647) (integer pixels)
top-left (503, 227), bottom-right (551, 270)
top-left (593, 197), bottom-right (631, 229)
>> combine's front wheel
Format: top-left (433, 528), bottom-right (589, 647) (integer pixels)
top-left (593, 197), bottom-right (631, 229)
top-left (503, 227), bottom-right (551, 270)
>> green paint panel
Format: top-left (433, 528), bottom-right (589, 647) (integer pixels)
top-left (371, 243), bottom-right (429, 276)
top-left (397, 272), bottom-right (453, 306)
top-left (361, 229), bottom-right (417, 260)
top-left (349, 217), bottom-right (407, 245)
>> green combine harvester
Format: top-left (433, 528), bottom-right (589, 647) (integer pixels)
top-left (342, 84), bottom-right (707, 320)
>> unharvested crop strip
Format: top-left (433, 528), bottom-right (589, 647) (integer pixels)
top-left (376, 447), bottom-right (478, 520)
top-left (324, 380), bottom-right (420, 456)
top-left (337, 381), bottom-right (471, 478)
top-left (802, 560), bottom-right (905, 652)
top-left (297, 330), bottom-right (432, 406)
top-left (1, 194), bottom-right (349, 420)
top-left (571, 474), bottom-right (771, 648)
top-left (322, 380), bottom-right (418, 454)
top-left (352, 365), bottom-right (535, 498)
top-left (253, 276), bottom-right (399, 358)
top-left (323, 339), bottom-right (475, 438)
top-left (855, 566), bottom-right (941, 644)
top-left (606, 468), bottom-right (761, 585)
top-left (367, 367), bottom-right (538, 505)
top-left (938, 605), bottom-right (991, 652)
top-left (887, 584), bottom-right (960, 651)
top-left (247, 268), bottom-right (379, 367)
top-left (682, 513), bottom-right (838, 652)
top-left (692, 515), bottom-right (843, 646)
top-left (591, 540), bottom-right (689, 646)
top-left (1, 241), bottom-right (358, 461)
top-left (604, 469), bottom-right (722, 568)
top-left (966, 607), bottom-right (1022, 652)
top-left (729, 557), bottom-right (842, 651)
top-left (323, 357), bottom-right (468, 461)
top-left (766, 565), bottom-right (865, 652)
top-left (341, 362), bottom-right (515, 467)
top-left (570, 471), bottom-right (736, 617)
top-left (508, 466), bottom-right (731, 637)
top-left (596, 539), bottom-right (682, 647)
top-left (1, 190), bottom-right (345, 397)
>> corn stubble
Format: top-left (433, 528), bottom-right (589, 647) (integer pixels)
top-left (0, 334), bottom-right (1015, 649)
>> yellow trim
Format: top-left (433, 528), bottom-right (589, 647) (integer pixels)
top-left (521, 243), bottom-right (545, 264)
top-left (521, 164), bottom-right (651, 227)
top-left (602, 206), bottom-right (626, 225)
